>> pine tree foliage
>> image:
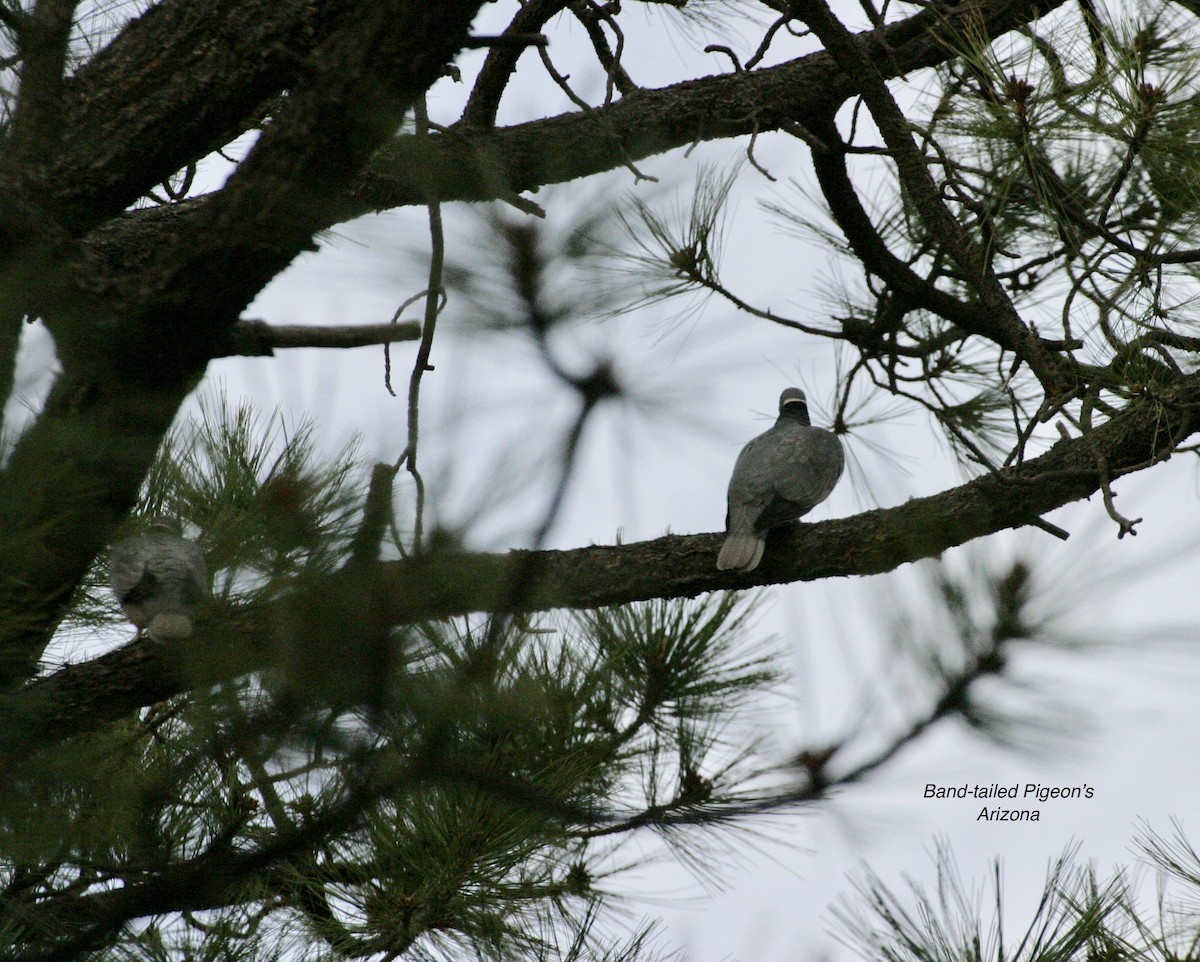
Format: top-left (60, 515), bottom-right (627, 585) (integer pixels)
top-left (4, 401), bottom-right (790, 959)
top-left (836, 828), bottom-right (1200, 962)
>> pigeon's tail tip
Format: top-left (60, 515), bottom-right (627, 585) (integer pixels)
top-left (716, 534), bottom-right (766, 572)
top-left (145, 613), bottom-right (194, 641)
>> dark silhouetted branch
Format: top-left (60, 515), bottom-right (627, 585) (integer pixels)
top-left (218, 319), bottom-right (422, 357)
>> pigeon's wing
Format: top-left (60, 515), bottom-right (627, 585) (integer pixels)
top-left (112, 531), bottom-right (208, 606)
top-left (119, 567), bottom-right (161, 606)
top-left (768, 427), bottom-right (844, 516)
top-left (724, 431), bottom-right (782, 534)
top-left (109, 537), bottom-right (152, 603)
top-left (138, 534), bottom-right (208, 610)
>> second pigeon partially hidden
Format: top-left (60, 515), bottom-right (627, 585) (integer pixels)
top-left (717, 388), bottom-right (844, 573)
top-left (109, 516), bottom-right (210, 640)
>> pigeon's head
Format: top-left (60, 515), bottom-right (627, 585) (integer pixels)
top-left (147, 516), bottom-right (183, 535)
top-left (778, 388), bottom-right (807, 409)
top-left (777, 388), bottom-right (812, 425)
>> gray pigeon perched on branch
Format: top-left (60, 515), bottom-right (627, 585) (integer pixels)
top-left (717, 388), bottom-right (844, 573)
top-left (109, 517), bottom-right (209, 640)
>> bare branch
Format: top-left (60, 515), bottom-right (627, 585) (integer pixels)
top-left (393, 99), bottom-right (448, 551)
top-left (217, 319), bottom-right (422, 357)
top-left (572, 0), bottom-right (637, 100)
top-left (462, 0), bottom-right (572, 128)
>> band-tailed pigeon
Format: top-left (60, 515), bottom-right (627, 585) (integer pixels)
top-left (717, 388), bottom-right (844, 572)
top-left (109, 516), bottom-right (209, 639)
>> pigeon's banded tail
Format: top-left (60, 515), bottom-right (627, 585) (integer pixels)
top-left (716, 533), bottom-right (766, 572)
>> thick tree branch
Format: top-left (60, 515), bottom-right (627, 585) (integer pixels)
top-left (355, 0), bottom-right (1066, 213)
top-left (8, 0), bottom-right (76, 163)
top-left (5, 375), bottom-right (1196, 762)
top-left (106, 3), bottom-right (484, 340)
top-left (30, 0), bottom-right (363, 231)
top-left (83, 0), bottom-right (1069, 288)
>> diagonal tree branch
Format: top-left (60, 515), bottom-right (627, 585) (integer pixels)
top-left (805, 115), bottom-right (1080, 356)
top-left (5, 374), bottom-right (1195, 763)
top-left (8, 0), bottom-right (77, 163)
top-left (31, 0), bottom-right (364, 230)
top-left (355, 0), bottom-right (1066, 212)
top-left (81, 0), bottom-right (1067, 266)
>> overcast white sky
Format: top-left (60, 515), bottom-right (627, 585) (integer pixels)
top-left (8, 2), bottom-right (1200, 960)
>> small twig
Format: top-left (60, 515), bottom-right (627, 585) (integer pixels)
top-left (745, 125), bottom-right (777, 182)
top-left (462, 32), bottom-right (548, 49)
top-left (221, 320), bottom-right (421, 358)
top-left (572, 1), bottom-right (636, 101)
top-left (1079, 393), bottom-right (1142, 538)
top-left (853, 0), bottom-right (884, 27)
top-left (778, 118), bottom-right (829, 153)
top-left (1031, 518), bottom-right (1070, 540)
top-left (385, 289), bottom-right (437, 396)
top-left (536, 39), bottom-right (657, 183)
top-left (395, 98), bottom-right (447, 551)
top-left (1096, 451), bottom-right (1140, 538)
top-left (746, 15), bottom-right (797, 70)
top-left (161, 163), bottom-right (197, 201)
top-left (694, 272), bottom-right (842, 338)
top-left (704, 44), bottom-right (743, 72)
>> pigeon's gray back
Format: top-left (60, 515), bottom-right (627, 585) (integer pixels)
top-left (110, 528), bottom-right (209, 617)
top-left (728, 421), bottom-right (843, 525)
top-left (765, 421), bottom-right (844, 515)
